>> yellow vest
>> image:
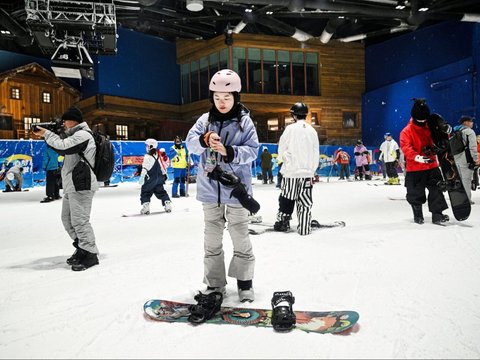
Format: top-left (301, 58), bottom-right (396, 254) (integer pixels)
top-left (171, 146), bottom-right (187, 169)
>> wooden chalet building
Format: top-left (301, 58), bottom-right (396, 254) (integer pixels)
top-left (0, 63), bottom-right (80, 139)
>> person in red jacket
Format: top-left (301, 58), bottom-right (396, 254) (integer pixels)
top-left (399, 98), bottom-right (449, 225)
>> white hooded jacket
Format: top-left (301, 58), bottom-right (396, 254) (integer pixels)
top-left (278, 120), bottom-right (320, 178)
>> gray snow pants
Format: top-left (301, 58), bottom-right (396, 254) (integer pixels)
top-left (61, 191), bottom-right (98, 254)
top-left (457, 164), bottom-right (474, 201)
top-left (202, 203), bottom-right (255, 287)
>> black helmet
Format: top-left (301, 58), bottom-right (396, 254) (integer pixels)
top-left (356, 139), bottom-right (363, 145)
top-left (411, 98), bottom-right (430, 120)
top-left (290, 102), bottom-right (308, 118)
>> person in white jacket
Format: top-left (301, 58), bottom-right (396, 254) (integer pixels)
top-left (378, 132), bottom-right (400, 185)
top-left (274, 102), bottom-right (320, 235)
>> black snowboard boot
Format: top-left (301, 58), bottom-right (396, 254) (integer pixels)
top-left (71, 249), bottom-right (99, 271)
top-left (66, 238), bottom-right (80, 265)
top-left (274, 213), bottom-right (291, 232)
top-left (432, 212), bottom-right (449, 225)
top-left (411, 204), bottom-right (424, 224)
top-left (187, 291), bottom-right (223, 324)
top-left (271, 291), bottom-right (296, 332)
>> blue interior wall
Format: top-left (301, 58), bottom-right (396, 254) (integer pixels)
top-left (0, 27), bottom-right (180, 104)
top-left (365, 21), bottom-right (473, 91)
top-left (90, 27), bottom-right (181, 104)
top-left (363, 22), bottom-right (479, 147)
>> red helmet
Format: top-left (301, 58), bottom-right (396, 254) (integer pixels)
top-left (209, 69), bottom-right (241, 93)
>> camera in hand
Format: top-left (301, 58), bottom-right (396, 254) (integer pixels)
top-left (31, 118), bottom-right (64, 134)
top-left (207, 165), bottom-right (261, 214)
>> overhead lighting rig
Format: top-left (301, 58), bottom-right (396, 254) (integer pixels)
top-left (25, 0), bottom-right (118, 80)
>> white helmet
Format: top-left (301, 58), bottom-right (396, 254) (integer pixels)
top-left (159, 148), bottom-right (165, 153)
top-left (209, 69), bottom-right (241, 92)
top-left (145, 138), bottom-right (157, 149)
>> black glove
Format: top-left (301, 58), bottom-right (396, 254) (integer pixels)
top-left (363, 151), bottom-right (369, 155)
top-left (354, 152), bottom-right (361, 156)
top-left (230, 183), bottom-right (260, 214)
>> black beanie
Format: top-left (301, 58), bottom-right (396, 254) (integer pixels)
top-left (411, 99), bottom-right (430, 120)
top-left (61, 106), bottom-right (83, 123)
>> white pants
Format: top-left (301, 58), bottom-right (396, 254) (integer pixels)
top-left (202, 203), bottom-right (255, 287)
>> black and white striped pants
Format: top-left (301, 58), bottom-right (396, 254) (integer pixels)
top-left (277, 177), bottom-right (313, 235)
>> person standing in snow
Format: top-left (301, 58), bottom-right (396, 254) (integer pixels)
top-left (354, 140), bottom-right (371, 180)
top-left (32, 105), bottom-right (100, 271)
top-left (333, 147), bottom-right (350, 180)
top-left (158, 147), bottom-right (170, 182)
top-left (399, 98), bottom-right (449, 225)
top-left (273, 102), bottom-right (320, 235)
top-left (451, 116), bottom-right (478, 203)
top-left (379, 132), bottom-right (401, 185)
top-left (186, 69), bottom-right (259, 303)
top-left (169, 136), bottom-right (188, 198)
top-left (139, 139), bottom-right (172, 215)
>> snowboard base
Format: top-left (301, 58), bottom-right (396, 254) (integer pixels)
top-left (144, 299), bottom-right (359, 334)
top-left (248, 221), bottom-right (345, 235)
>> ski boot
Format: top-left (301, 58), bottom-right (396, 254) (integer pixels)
top-left (71, 249), bottom-right (99, 271)
top-left (141, 202), bottom-right (150, 215)
top-left (273, 213), bottom-right (291, 232)
top-left (411, 204), bottom-right (424, 224)
top-left (66, 238), bottom-right (80, 265)
top-left (237, 280), bottom-right (254, 303)
top-left (271, 291), bottom-right (296, 332)
top-left (187, 291), bottom-right (223, 324)
top-left (432, 212), bottom-right (449, 225)
top-left (164, 200), bottom-right (172, 213)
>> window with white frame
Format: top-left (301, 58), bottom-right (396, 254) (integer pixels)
top-left (24, 116), bottom-right (41, 131)
top-left (10, 87), bottom-right (21, 100)
top-left (42, 92), bottom-right (51, 103)
top-left (116, 124), bottom-right (128, 140)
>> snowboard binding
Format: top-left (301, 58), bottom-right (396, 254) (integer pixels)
top-left (271, 291), bottom-right (296, 331)
top-left (187, 291), bottom-right (223, 324)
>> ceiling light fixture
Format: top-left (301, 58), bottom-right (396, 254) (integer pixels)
top-left (186, 0), bottom-right (203, 12)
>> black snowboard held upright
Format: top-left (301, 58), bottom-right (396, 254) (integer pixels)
top-left (427, 114), bottom-right (471, 221)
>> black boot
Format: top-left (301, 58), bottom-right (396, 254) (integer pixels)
top-left (71, 249), bottom-right (99, 271)
top-left (432, 213), bottom-right (449, 225)
top-left (274, 214), bottom-right (291, 232)
top-left (412, 205), bottom-right (424, 224)
top-left (40, 196), bottom-right (54, 203)
top-left (66, 239), bottom-right (80, 265)
top-left (187, 291), bottom-right (223, 324)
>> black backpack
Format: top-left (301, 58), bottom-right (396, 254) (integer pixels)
top-left (449, 129), bottom-right (466, 156)
top-left (80, 130), bottom-right (115, 182)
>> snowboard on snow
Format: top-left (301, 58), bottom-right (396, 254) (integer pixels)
top-left (122, 207), bottom-right (189, 217)
top-left (248, 220), bottom-right (345, 235)
top-left (143, 299), bottom-right (359, 334)
top-left (2, 189), bottom-right (29, 192)
top-left (427, 114), bottom-right (471, 221)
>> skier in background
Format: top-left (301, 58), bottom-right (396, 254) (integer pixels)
top-left (158, 147), bottom-right (170, 181)
top-left (333, 147), bottom-right (351, 180)
top-left (169, 136), bottom-right (188, 198)
top-left (399, 98), bottom-right (449, 225)
top-left (378, 132), bottom-right (400, 185)
top-left (354, 140), bottom-right (371, 180)
top-left (452, 116), bottom-right (478, 204)
top-left (139, 139), bottom-right (172, 215)
top-left (274, 102), bottom-right (320, 235)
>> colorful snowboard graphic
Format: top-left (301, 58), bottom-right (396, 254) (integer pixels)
top-left (144, 299), bottom-right (359, 334)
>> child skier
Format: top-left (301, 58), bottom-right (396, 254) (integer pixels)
top-left (139, 139), bottom-right (172, 215)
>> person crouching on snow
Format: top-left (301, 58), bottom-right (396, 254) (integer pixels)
top-left (139, 139), bottom-right (172, 215)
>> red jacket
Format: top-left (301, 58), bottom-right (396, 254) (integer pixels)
top-left (400, 118), bottom-right (439, 172)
